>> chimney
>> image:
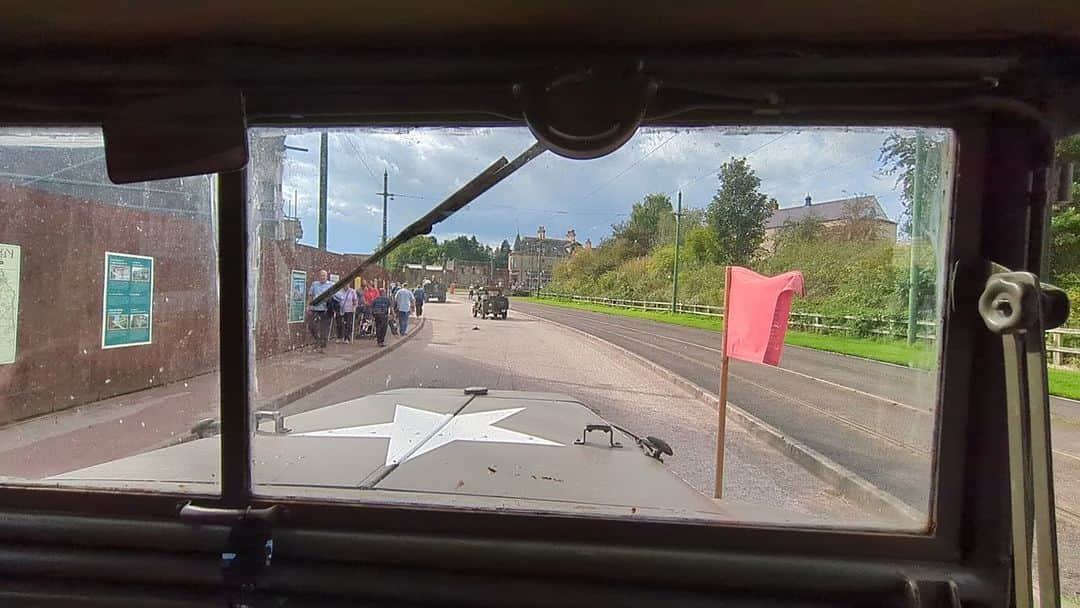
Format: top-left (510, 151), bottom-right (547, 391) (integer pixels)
top-left (566, 229), bottom-right (576, 243)
top-left (771, 199), bottom-right (779, 211)
top-left (585, 238), bottom-right (592, 249)
top-left (804, 194), bottom-right (812, 207)
top-left (537, 225), bottom-right (546, 240)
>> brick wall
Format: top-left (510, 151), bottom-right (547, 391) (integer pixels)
top-left (0, 184), bottom-right (219, 424)
top-left (254, 241), bottom-right (386, 358)
top-left (0, 184), bottom-right (385, 424)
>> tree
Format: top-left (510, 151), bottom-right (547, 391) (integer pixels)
top-left (612, 193), bottom-right (673, 257)
top-left (878, 132), bottom-right (947, 237)
top-left (705, 157), bottom-right (774, 265)
top-left (831, 197), bottom-right (882, 242)
top-left (777, 215), bottom-right (825, 244)
top-left (386, 235), bottom-right (441, 272)
top-left (493, 239), bottom-right (512, 268)
top-left (442, 235), bottom-right (491, 262)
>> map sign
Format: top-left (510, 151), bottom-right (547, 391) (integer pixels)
top-left (0, 243), bottom-right (20, 365)
top-left (289, 270), bottom-right (307, 323)
top-left (101, 252), bottom-right (154, 349)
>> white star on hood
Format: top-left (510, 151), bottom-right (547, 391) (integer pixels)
top-left (297, 404), bottom-right (562, 466)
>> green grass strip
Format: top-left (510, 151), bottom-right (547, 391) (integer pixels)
top-left (517, 295), bottom-right (1080, 400)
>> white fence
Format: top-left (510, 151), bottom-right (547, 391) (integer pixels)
top-left (539, 292), bottom-right (1077, 363)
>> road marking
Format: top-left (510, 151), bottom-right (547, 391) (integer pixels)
top-left (554, 314), bottom-right (934, 457)
top-left (731, 374), bottom-right (931, 458)
top-left (522, 305), bottom-right (934, 415)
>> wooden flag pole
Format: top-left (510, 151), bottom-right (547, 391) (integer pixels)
top-left (715, 266), bottom-right (732, 499)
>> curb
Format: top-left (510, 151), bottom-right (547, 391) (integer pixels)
top-left (261, 316), bottom-right (427, 412)
top-left (515, 307), bottom-right (922, 527)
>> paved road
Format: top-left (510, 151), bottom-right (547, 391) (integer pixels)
top-left (280, 297), bottom-right (871, 526)
top-left (514, 301), bottom-right (1080, 513)
top-left (515, 300), bottom-right (938, 513)
top-left (513, 299), bottom-right (1080, 596)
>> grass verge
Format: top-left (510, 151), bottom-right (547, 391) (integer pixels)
top-left (518, 296), bottom-right (1080, 400)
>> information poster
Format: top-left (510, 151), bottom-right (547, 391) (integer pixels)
top-left (101, 252), bottom-right (154, 349)
top-left (289, 270), bottom-right (307, 323)
top-left (0, 243), bottom-right (20, 365)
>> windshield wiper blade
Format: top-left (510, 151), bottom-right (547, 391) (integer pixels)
top-left (311, 141), bottom-right (546, 306)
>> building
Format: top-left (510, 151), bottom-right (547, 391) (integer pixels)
top-left (508, 227), bottom-right (582, 290)
top-left (763, 195), bottom-right (897, 250)
top-left (447, 259), bottom-right (492, 286)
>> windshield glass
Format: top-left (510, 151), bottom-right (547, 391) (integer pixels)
top-left (244, 126), bottom-right (952, 530)
top-left (0, 124), bottom-right (966, 531)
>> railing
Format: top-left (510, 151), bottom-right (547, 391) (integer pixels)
top-left (538, 292), bottom-right (1079, 365)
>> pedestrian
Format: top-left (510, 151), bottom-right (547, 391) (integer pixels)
top-left (361, 279), bottom-right (379, 338)
top-left (371, 286), bottom-right (392, 347)
top-left (336, 282), bottom-right (359, 343)
top-left (395, 281), bottom-right (415, 334)
top-left (413, 282), bottom-right (426, 318)
top-left (307, 269), bottom-right (334, 350)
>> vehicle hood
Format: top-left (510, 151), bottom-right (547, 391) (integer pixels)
top-left (47, 389), bottom-right (786, 521)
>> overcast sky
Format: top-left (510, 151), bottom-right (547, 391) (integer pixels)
top-left (263, 126), bottom-right (937, 254)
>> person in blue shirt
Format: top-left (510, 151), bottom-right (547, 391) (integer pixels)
top-left (308, 269), bottom-right (335, 350)
top-left (394, 282), bottom-right (415, 334)
top-left (370, 287), bottom-right (392, 346)
top-left (413, 283), bottom-right (426, 318)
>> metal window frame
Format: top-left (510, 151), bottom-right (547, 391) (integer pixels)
top-left (0, 45), bottom-right (1065, 603)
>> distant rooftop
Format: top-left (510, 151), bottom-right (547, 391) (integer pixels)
top-left (765, 195), bottom-right (894, 229)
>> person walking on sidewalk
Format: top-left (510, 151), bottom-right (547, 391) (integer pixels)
top-left (413, 282), bottom-right (426, 318)
top-left (371, 287), bottom-right (392, 347)
top-left (307, 270), bottom-right (334, 350)
top-left (336, 283), bottom-right (359, 343)
top-left (395, 282), bottom-right (415, 335)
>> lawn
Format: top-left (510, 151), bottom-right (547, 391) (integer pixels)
top-left (518, 295), bottom-right (1080, 400)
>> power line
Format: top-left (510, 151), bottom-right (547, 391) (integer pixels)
top-left (671, 131), bottom-right (790, 195)
top-left (341, 133), bottom-right (377, 179)
top-left (578, 132), bottom-right (678, 200)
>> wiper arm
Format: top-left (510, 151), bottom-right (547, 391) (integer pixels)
top-left (311, 141), bottom-right (546, 306)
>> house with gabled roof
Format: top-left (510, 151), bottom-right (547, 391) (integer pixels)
top-left (763, 194), bottom-right (897, 251)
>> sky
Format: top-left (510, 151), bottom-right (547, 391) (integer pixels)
top-left (262, 126), bottom-right (941, 254)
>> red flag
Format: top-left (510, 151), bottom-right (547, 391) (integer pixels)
top-left (723, 266), bottom-right (805, 366)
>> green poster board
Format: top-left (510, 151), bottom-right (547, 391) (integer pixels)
top-left (101, 252), bottom-right (154, 349)
top-left (0, 243), bottom-right (20, 365)
top-left (289, 270), bottom-right (307, 323)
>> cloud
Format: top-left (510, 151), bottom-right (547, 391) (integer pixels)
top-left (267, 125), bottom-right (946, 254)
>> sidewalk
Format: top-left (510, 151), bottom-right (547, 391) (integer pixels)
top-left (0, 318), bottom-right (425, 479)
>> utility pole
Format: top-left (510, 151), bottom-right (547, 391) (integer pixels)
top-left (536, 228), bottom-right (546, 297)
top-left (379, 170), bottom-right (390, 249)
top-left (672, 191), bottom-right (683, 313)
top-left (318, 132), bottom-right (328, 250)
top-left (907, 131), bottom-right (926, 345)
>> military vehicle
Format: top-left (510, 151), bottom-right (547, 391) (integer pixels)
top-left (426, 280), bottom-right (447, 302)
top-left (51, 388), bottom-right (705, 517)
top-left (1, 2), bottom-right (1077, 607)
top-left (472, 285), bottom-right (509, 319)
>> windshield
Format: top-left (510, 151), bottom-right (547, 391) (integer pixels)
top-left (1, 125), bottom-right (966, 532)
top-left (245, 126), bottom-right (953, 529)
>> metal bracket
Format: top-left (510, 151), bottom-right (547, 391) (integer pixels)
top-left (179, 502), bottom-right (281, 607)
top-left (978, 263), bottom-right (1068, 608)
top-left (574, 424), bottom-right (623, 448)
top-left (253, 410), bottom-right (291, 434)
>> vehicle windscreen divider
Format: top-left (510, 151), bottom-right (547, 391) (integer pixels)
top-left (310, 141), bottom-right (545, 307)
top-left (216, 168), bottom-right (253, 508)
